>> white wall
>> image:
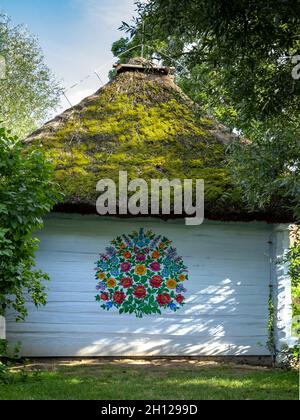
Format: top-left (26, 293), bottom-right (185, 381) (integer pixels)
top-left (6, 215), bottom-right (274, 357)
top-left (0, 316), bottom-right (5, 340)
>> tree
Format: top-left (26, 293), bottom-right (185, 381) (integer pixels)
top-left (0, 13), bottom-right (61, 138)
top-left (111, 37), bottom-right (141, 64)
top-left (136, 0), bottom-right (300, 122)
top-left (229, 120), bottom-right (299, 218)
top-left (111, 21), bottom-right (171, 66)
top-left (0, 127), bottom-right (61, 320)
top-left (120, 1), bottom-right (300, 220)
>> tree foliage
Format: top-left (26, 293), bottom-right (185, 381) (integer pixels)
top-left (117, 1), bottom-right (300, 220)
top-left (228, 121), bottom-right (300, 220)
top-left (136, 0), bottom-right (300, 122)
top-left (0, 128), bottom-right (61, 320)
top-left (0, 13), bottom-right (61, 138)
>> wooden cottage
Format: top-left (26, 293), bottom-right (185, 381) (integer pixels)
top-left (5, 59), bottom-right (295, 361)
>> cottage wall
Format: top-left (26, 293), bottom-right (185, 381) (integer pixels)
top-left (5, 214), bottom-right (279, 357)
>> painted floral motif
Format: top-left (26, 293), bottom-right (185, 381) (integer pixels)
top-left (95, 228), bottom-right (189, 318)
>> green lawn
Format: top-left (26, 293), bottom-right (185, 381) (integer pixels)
top-left (0, 360), bottom-right (298, 400)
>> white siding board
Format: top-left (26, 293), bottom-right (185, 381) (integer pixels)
top-left (6, 216), bottom-right (273, 356)
top-left (13, 301), bottom-right (269, 317)
top-left (23, 292), bottom-right (269, 305)
top-left (6, 314), bottom-right (269, 330)
top-left (34, 282), bottom-right (269, 295)
top-left (7, 334), bottom-right (269, 357)
top-left (8, 322), bottom-right (269, 338)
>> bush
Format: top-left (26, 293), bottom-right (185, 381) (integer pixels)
top-left (286, 229), bottom-right (300, 364)
top-left (0, 127), bottom-right (61, 320)
top-left (0, 339), bottom-right (20, 383)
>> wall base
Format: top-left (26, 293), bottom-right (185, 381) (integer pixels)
top-left (23, 355), bottom-right (274, 367)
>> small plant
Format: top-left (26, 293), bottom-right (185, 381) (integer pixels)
top-left (0, 339), bottom-right (21, 384)
top-left (0, 339), bottom-right (40, 384)
top-left (284, 228), bottom-right (300, 366)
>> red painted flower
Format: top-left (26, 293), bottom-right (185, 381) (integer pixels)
top-left (136, 253), bottom-right (146, 262)
top-left (150, 275), bottom-right (163, 289)
top-left (149, 262), bottom-right (161, 272)
top-left (134, 285), bottom-right (147, 299)
top-left (157, 293), bottom-right (171, 306)
top-left (113, 291), bottom-right (126, 305)
top-left (175, 294), bottom-right (184, 304)
top-left (100, 292), bottom-right (109, 301)
top-left (120, 277), bottom-right (133, 289)
top-left (121, 262), bottom-right (131, 272)
top-left (123, 251), bottom-right (131, 259)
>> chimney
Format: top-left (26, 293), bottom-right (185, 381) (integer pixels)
top-left (114, 57), bottom-right (175, 78)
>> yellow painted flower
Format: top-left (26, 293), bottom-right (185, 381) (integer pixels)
top-left (106, 278), bottom-right (117, 288)
top-left (178, 274), bottom-right (186, 282)
top-left (97, 272), bottom-right (106, 280)
top-left (167, 279), bottom-right (177, 289)
top-left (135, 265), bottom-right (147, 276)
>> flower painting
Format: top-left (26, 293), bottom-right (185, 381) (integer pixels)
top-left (95, 228), bottom-right (189, 318)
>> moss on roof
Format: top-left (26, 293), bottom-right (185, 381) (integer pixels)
top-left (26, 64), bottom-right (291, 222)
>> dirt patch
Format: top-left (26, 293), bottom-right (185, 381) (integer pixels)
top-left (12, 357), bottom-right (272, 374)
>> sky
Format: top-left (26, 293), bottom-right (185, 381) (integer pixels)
top-left (0, 0), bottom-right (138, 111)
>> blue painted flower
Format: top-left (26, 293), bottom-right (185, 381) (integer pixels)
top-left (168, 303), bottom-right (177, 311)
top-left (98, 261), bottom-right (108, 270)
top-left (162, 268), bottom-right (170, 278)
top-left (110, 267), bottom-right (120, 277)
top-left (106, 301), bottom-right (113, 309)
top-left (173, 266), bottom-right (181, 274)
top-left (136, 240), bottom-right (146, 248)
top-left (110, 257), bottom-right (119, 267)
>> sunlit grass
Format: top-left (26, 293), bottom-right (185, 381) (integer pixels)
top-left (0, 361), bottom-right (298, 400)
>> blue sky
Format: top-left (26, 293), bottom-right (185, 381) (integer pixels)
top-left (0, 0), bottom-right (137, 110)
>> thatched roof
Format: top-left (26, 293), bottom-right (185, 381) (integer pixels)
top-left (26, 58), bottom-right (292, 222)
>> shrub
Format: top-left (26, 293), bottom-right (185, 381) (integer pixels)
top-left (0, 127), bottom-right (61, 320)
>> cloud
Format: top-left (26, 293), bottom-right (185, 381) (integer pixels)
top-left (75, 0), bottom-right (137, 28)
top-left (50, 0), bottom-right (139, 116)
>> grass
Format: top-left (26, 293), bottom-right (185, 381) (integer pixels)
top-left (0, 359), bottom-right (298, 400)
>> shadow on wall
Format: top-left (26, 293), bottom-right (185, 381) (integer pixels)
top-left (6, 277), bottom-right (270, 357)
